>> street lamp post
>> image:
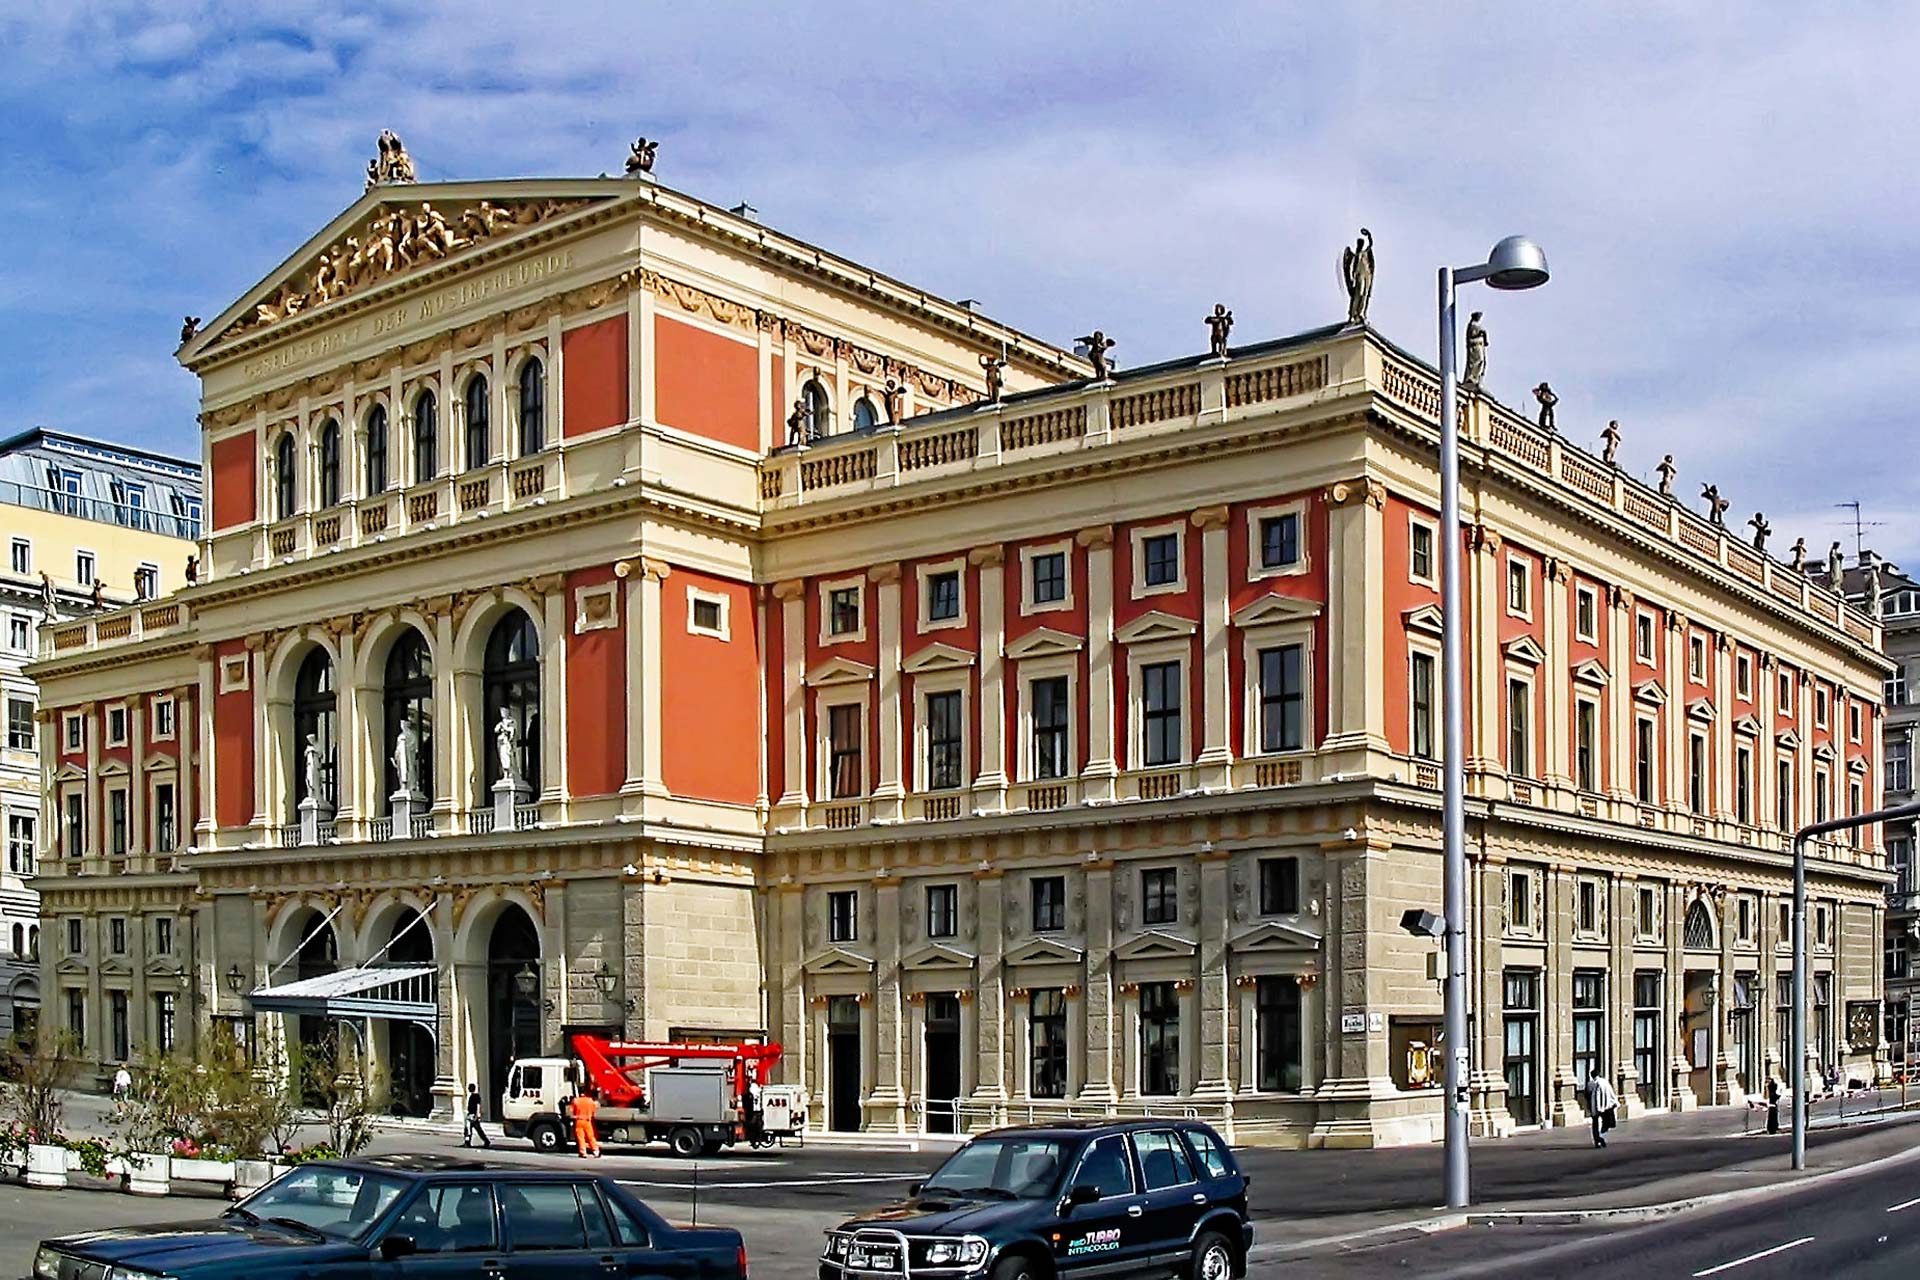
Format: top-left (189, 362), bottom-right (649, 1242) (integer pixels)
top-left (1437, 236), bottom-right (1550, 1210)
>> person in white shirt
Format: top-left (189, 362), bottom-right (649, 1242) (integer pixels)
top-left (111, 1065), bottom-right (132, 1106)
top-left (1584, 1070), bottom-right (1619, 1148)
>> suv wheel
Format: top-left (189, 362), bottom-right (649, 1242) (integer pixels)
top-left (989, 1252), bottom-right (1044, 1280)
top-left (1190, 1231), bottom-right (1234, 1280)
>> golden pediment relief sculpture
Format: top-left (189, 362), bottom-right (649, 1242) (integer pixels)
top-left (230, 196), bottom-right (594, 338)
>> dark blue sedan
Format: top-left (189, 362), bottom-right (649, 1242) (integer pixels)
top-left (30, 1153), bottom-right (747, 1279)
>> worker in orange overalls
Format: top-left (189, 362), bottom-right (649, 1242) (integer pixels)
top-left (571, 1089), bottom-right (601, 1158)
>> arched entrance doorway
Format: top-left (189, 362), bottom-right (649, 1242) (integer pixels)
top-left (289, 910), bottom-right (339, 1099)
top-left (485, 905), bottom-right (541, 1117)
top-left (383, 909), bottom-right (435, 1117)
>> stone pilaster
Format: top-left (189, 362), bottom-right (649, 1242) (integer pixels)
top-left (1078, 858), bottom-right (1117, 1106)
top-left (971, 545), bottom-right (1009, 812)
top-left (1079, 526), bottom-right (1118, 802)
top-left (967, 870), bottom-right (1007, 1118)
top-left (1607, 588), bottom-right (1636, 803)
top-left (871, 563), bottom-right (904, 822)
top-left (1192, 846), bottom-right (1233, 1103)
top-left (621, 558), bottom-right (671, 803)
top-left (867, 877), bottom-right (907, 1131)
top-left (773, 581), bottom-right (808, 822)
top-left (1542, 558), bottom-right (1572, 788)
top-left (1321, 478), bottom-right (1388, 771)
top-left (1192, 505), bottom-right (1234, 789)
top-left (1467, 526), bottom-right (1503, 774)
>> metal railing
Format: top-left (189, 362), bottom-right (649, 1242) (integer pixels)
top-left (0, 478), bottom-right (200, 539)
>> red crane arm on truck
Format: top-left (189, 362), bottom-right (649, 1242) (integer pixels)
top-left (568, 1035), bottom-right (784, 1110)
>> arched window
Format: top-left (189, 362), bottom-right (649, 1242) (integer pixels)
top-left (518, 358), bottom-right (546, 455)
top-left (464, 374), bottom-right (490, 471)
top-left (483, 610), bottom-right (541, 796)
top-left (382, 629), bottom-right (435, 808)
top-left (1683, 899), bottom-right (1715, 950)
top-left (273, 431), bottom-right (296, 519)
top-left (802, 379), bottom-right (831, 439)
top-left (364, 405), bottom-right (389, 495)
top-left (317, 419), bottom-right (341, 507)
top-left (851, 396), bottom-right (878, 433)
top-left (292, 648), bottom-right (336, 813)
top-left (27, 925), bottom-right (37, 960)
top-left (412, 389), bottom-right (438, 483)
top-left (10, 924), bottom-right (19, 957)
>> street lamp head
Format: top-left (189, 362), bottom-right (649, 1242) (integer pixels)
top-left (1484, 236), bottom-right (1549, 290)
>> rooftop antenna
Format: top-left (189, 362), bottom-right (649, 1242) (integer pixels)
top-left (1833, 500), bottom-right (1886, 560)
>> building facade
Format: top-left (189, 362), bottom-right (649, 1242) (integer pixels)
top-left (0, 428), bottom-right (200, 1040)
top-left (29, 152), bottom-right (1891, 1145)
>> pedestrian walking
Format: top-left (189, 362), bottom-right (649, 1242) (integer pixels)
top-left (571, 1090), bottom-right (602, 1158)
top-left (1584, 1070), bottom-right (1619, 1148)
top-left (462, 1082), bottom-right (492, 1148)
top-left (1766, 1076), bottom-right (1781, 1134)
top-left (111, 1064), bottom-right (132, 1107)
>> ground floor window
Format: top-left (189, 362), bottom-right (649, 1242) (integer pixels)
top-left (109, 990), bottom-right (129, 1063)
top-left (1139, 982), bottom-right (1180, 1096)
top-left (1571, 970), bottom-right (1604, 1087)
top-left (1255, 976), bottom-right (1302, 1092)
top-left (1503, 969), bottom-right (1540, 1125)
top-left (1730, 974), bottom-right (1756, 1092)
top-left (1633, 970), bottom-right (1663, 1106)
top-left (1030, 989), bottom-right (1067, 1099)
top-left (153, 993), bottom-right (176, 1054)
top-left (65, 989), bottom-right (84, 1047)
top-left (1776, 973), bottom-right (1792, 1071)
top-left (1813, 973), bottom-right (1832, 1066)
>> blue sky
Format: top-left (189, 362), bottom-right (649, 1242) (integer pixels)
top-left (5, 2), bottom-right (1919, 564)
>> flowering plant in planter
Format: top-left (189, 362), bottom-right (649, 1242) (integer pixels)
top-left (64, 1135), bottom-right (112, 1180)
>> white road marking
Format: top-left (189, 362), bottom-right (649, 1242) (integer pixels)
top-left (1691, 1236), bottom-right (1815, 1276)
top-left (1887, 1196), bottom-right (1920, 1212)
top-left (619, 1173), bottom-right (925, 1190)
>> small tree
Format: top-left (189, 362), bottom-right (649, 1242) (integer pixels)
top-left (0, 1031), bottom-right (79, 1143)
top-left (252, 1039), bottom-right (310, 1157)
top-left (304, 1042), bottom-right (385, 1158)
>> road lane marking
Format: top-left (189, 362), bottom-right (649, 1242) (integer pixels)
top-left (1888, 1196), bottom-right (1920, 1212)
top-left (1691, 1237), bottom-right (1815, 1276)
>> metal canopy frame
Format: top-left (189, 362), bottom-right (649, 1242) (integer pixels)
top-left (247, 963), bottom-right (437, 1023)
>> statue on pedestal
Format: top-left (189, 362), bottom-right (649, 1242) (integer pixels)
top-left (1865, 553), bottom-right (1885, 619)
top-left (1461, 312), bottom-right (1488, 389)
top-left (1077, 330), bottom-right (1116, 381)
top-left (1532, 381), bottom-right (1557, 432)
top-left (1700, 483), bottom-right (1730, 527)
top-left (1656, 454), bottom-right (1677, 496)
top-left (393, 719), bottom-right (418, 796)
top-left (1748, 512), bottom-right (1771, 552)
top-left (785, 399), bottom-right (809, 448)
top-left (1826, 541), bottom-right (1845, 586)
top-left (1601, 420), bottom-right (1622, 466)
top-left (495, 708), bottom-right (519, 784)
top-left (39, 571), bottom-right (56, 620)
top-left (1340, 228), bottom-right (1375, 325)
top-left (1789, 537), bottom-right (1808, 573)
top-left (1204, 304), bottom-right (1234, 358)
top-left (979, 353), bottom-right (1006, 403)
top-left (303, 734), bottom-right (322, 804)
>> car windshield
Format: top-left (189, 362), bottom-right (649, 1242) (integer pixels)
top-left (921, 1137), bottom-right (1071, 1200)
top-left (232, 1166), bottom-right (409, 1241)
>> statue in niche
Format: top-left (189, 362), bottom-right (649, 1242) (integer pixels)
top-left (393, 719), bottom-right (418, 794)
top-left (1205, 303), bottom-right (1234, 358)
top-left (1341, 228), bottom-right (1374, 325)
top-left (303, 734), bottom-right (322, 804)
top-left (1461, 312), bottom-right (1487, 388)
top-left (495, 708), bottom-right (519, 783)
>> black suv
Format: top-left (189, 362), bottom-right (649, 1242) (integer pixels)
top-left (31, 1153), bottom-right (748, 1279)
top-left (821, 1119), bottom-right (1251, 1280)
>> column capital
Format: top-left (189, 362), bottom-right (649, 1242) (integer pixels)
top-left (967, 544), bottom-right (1005, 568)
top-left (1323, 476), bottom-right (1385, 510)
top-left (1075, 524), bottom-right (1114, 550)
top-left (867, 562), bottom-right (901, 585)
top-left (1189, 503), bottom-right (1230, 531)
top-left (772, 578), bottom-right (805, 602)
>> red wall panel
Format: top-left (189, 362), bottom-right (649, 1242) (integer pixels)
top-left (566, 566), bottom-right (626, 796)
top-left (210, 432), bottom-right (257, 530)
top-left (654, 315), bottom-right (759, 452)
top-left (662, 567), bottom-right (760, 804)
top-left (562, 315), bottom-right (629, 439)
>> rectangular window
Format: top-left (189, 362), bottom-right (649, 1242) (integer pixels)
top-left (925, 690), bottom-right (964, 790)
top-left (925, 884), bottom-right (957, 939)
top-left (827, 704), bottom-right (862, 799)
top-left (155, 916), bottom-right (174, 955)
top-left (1259, 856), bottom-right (1299, 915)
top-left (926, 570), bottom-right (960, 623)
top-left (65, 715), bottom-right (82, 752)
top-left (110, 917), bottom-right (126, 954)
top-left (109, 789), bottom-right (127, 856)
top-left (1030, 552), bottom-right (1066, 605)
top-left (691, 596), bottom-right (723, 634)
top-left (1815, 768), bottom-right (1829, 824)
top-left (66, 918), bottom-right (82, 955)
top-left (1256, 975), bottom-right (1303, 1092)
top-left (154, 783), bottom-right (176, 853)
top-left (826, 890), bottom-right (857, 943)
top-left (1030, 989), bottom-right (1067, 1099)
top-left (1780, 671), bottom-right (1793, 706)
top-left (110, 991), bottom-right (129, 1063)
top-left (1688, 732), bottom-right (1707, 814)
top-left (1410, 522), bottom-right (1434, 583)
top-left (6, 814), bottom-right (34, 876)
top-left (6, 697), bottom-right (33, 751)
top-left (1142, 533), bottom-right (1180, 587)
top-left (1502, 969), bottom-right (1540, 1126)
top-left (1636, 613), bottom-right (1654, 662)
top-left (1258, 644), bottom-right (1305, 753)
top-left (1777, 759), bottom-right (1794, 829)
top-left (1576, 585), bottom-right (1597, 641)
top-left (1895, 739), bottom-right (1916, 796)
top-left (1737, 654), bottom-right (1753, 700)
top-left (1576, 699), bottom-right (1598, 791)
top-left (1141, 660), bottom-right (1183, 767)
top-left (1633, 971), bottom-right (1663, 1106)
top-left (1141, 867), bottom-right (1177, 926)
top-left (64, 793), bottom-right (82, 858)
top-left (1638, 885), bottom-right (1657, 937)
top-left (1507, 560), bottom-right (1530, 615)
top-left (1139, 981), bottom-right (1180, 1095)
top-left (1689, 635), bottom-right (1706, 682)
top-left (6, 615), bottom-right (27, 653)
top-left (8, 537), bottom-right (28, 576)
top-left (1636, 717), bottom-right (1657, 803)
top-left (827, 587), bottom-right (861, 637)
top-left (66, 990), bottom-right (84, 1047)
top-left (106, 706), bottom-right (127, 746)
top-left (1578, 880), bottom-right (1598, 933)
top-left (1031, 676), bottom-right (1069, 780)
top-left (1032, 875), bottom-right (1066, 932)
top-left (154, 993), bottom-right (176, 1054)
top-left (153, 698), bottom-right (175, 738)
top-left (1259, 513), bottom-right (1300, 570)
top-left (1815, 687), bottom-right (1829, 727)
top-left (1572, 970), bottom-right (1605, 1087)
top-left (1510, 872), bottom-right (1532, 930)
top-left (1507, 678), bottom-right (1531, 777)
top-left (75, 551), bottom-right (96, 586)
top-left (1410, 652), bottom-right (1436, 761)
top-left (1736, 747), bottom-right (1753, 824)
top-left (1887, 665), bottom-right (1909, 708)
top-left (1737, 896), bottom-right (1753, 943)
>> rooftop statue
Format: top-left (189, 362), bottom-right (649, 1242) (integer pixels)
top-left (980, 353), bottom-right (1006, 403)
top-left (1532, 381), bottom-right (1557, 432)
top-left (1341, 228), bottom-right (1374, 326)
top-left (1788, 537), bottom-right (1807, 573)
top-left (625, 138), bottom-right (659, 176)
top-left (1748, 511), bottom-right (1771, 551)
top-left (1205, 304), bottom-right (1234, 358)
top-left (1656, 454), bottom-right (1677, 496)
top-left (1078, 330), bottom-right (1116, 381)
top-left (365, 129), bottom-right (417, 189)
top-left (1827, 541), bottom-right (1845, 585)
top-left (1461, 312), bottom-right (1487, 389)
top-left (1700, 483), bottom-right (1730, 527)
top-left (1601, 419), bottom-right (1622, 466)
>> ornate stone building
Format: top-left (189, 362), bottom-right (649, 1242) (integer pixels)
top-left (29, 147), bottom-right (1890, 1145)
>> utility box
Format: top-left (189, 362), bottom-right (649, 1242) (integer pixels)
top-left (647, 1067), bottom-right (731, 1124)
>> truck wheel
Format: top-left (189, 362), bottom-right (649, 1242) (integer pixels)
top-left (669, 1126), bottom-right (703, 1157)
top-left (529, 1121), bottom-right (564, 1154)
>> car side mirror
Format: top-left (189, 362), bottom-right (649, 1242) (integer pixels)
top-left (379, 1234), bottom-right (418, 1261)
top-left (1066, 1185), bottom-right (1101, 1209)
top-left (908, 1181), bottom-right (923, 1197)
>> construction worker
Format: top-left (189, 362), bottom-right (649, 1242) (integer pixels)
top-left (571, 1088), bottom-right (601, 1158)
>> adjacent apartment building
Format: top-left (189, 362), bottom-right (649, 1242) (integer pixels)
top-left (27, 148), bottom-right (1891, 1145)
top-left (1, 428), bottom-right (200, 1039)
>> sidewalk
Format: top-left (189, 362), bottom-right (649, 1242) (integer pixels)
top-left (1247, 1097), bottom-right (1920, 1260)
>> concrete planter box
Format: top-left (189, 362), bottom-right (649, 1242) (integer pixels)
top-left (26, 1144), bottom-right (68, 1189)
top-left (174, 1157), bottom-right (237, 1187)
top-left (127, 1151), bottom-right (172, 1196)
top-left (233, 1159), bottom-right (285, 1197)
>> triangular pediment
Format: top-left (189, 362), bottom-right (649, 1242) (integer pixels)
top-left (144, 959), bottom-right (186, 979)
top-left (1115, 610), bottom-right (1199, 645)
top-left (1813, 741), bottom-right (1837, 762)
top-left (1633, 679), bottom-right (1668, 706)
top-left (1686, 698), bottom-right (1717, 724)
top-left (901, 942), bottom-right (978, 971)
top-left (1734, 715), bottom-right (1762, 737)
top-left (99, 956), bottom-right (132, 977)
top-left (1502, 635), bottom-right (1547, 666)
top-left (1230, 919), bottom-right (1325, 952)
top-left (806, 656), bottom-right (876, 687)
top-left (54, 957), bottom-right (90, 977)
top-left (1776, 729), bottom-right (1802, 750)
top-left (903, 643), bottom-right (976, 674)
top-left (802, 945), bottom-right (875, 975)
top-left (1231, 593), bottom-right (1324, 630)
top-left (53, 762), bottom-right (86, 783)
top-left (1847, 755), bottom-right (1868, 775)
top-left (1402, 604), bottom-right (1444, 637)
top-left (1112, 929), bottom-right (1198, 960)
top-left (1572, 659), bottom-right (1611, 687)
top-left (1006, 627), bottom-right (1085, 660)
top-left (188, 179), bottom-right (630, 354)
top-left (97, 759), bottom-right (130, 778)
top-left (1004, 935), bottom-right (1087, 965)
top-left (144, 754), bottom-right (179, 773)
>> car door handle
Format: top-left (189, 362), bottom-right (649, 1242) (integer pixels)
top-left (1127, 1205), bottom-right (1144, 1217)
top-left (1192, 1192), bottom-right (1208, 1204)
